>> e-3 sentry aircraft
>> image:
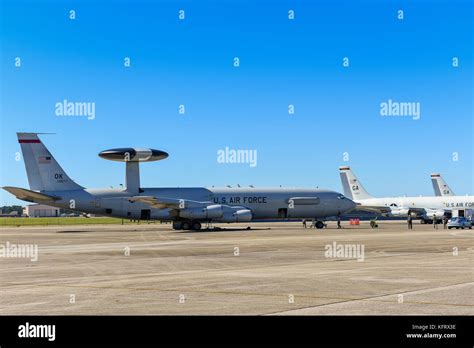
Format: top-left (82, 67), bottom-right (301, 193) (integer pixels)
top-left (2, 133), bottom-right (356, 230)
top-left (339, 166), bottom-right (474, 223)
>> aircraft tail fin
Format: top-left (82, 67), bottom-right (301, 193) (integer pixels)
top-left (339, 166), bottom-right (373, 200)
top-left (430, 173), bottom-right (454, 196)
top-left (17, 133), bottom-right (83, 192)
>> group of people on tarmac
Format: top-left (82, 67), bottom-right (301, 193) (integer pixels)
top-left (303, 212), bottom-right (452, 230)
top-left (407, 212), bottom-right (449, 230)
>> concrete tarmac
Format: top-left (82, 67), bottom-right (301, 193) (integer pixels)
top-left (0, 221), bottom-right (472, 315)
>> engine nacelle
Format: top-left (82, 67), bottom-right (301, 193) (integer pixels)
top-left (423, 209), bottom-right (445, 219)
top-left (216, 209), bottom-right (252, 222)
top-left (389, 208), bottom-right (409, 217)
top-left (179, 204), bottom-right (224, 219)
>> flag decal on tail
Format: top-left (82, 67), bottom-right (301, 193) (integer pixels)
top-left (19, 139), bottom-right (41, 143)
top-left (38, 156), bottom-right (51, 164)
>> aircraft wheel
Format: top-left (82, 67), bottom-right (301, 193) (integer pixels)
top-left (315, 221), bottom-right (324, 229)
top-left (182, 221), bottom-right (191, 230)
top-left (192, 221), bottom-right (202, 231)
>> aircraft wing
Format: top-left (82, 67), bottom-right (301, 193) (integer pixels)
top-left (127, 196), bottom-right (179, 209)
top-left (353, 204), bottom-right (392, 214)
top-left (128, 196), bottom-right (211, 209)
top-left (2, 186), bottom-right (61, 202)
top-left (407, 207), bottom-right (428, 214)
top-left (355, 204), bottom-right (427, 216)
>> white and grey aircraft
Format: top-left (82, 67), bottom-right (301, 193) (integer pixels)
top-left (2, 133), bottom-right (356, 230)
top-left (431, 173), bottom-right (455, 197)
top-left (339, 166), bottom-right (474, 222)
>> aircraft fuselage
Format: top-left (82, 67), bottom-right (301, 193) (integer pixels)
top-left (40, 187), bottom-right (355, 221)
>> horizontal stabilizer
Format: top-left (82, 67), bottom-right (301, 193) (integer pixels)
top-left (2, 186), bottom-right (61, 202)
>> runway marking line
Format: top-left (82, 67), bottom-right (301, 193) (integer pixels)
top-left (20, 281), bottom-right (474, 309)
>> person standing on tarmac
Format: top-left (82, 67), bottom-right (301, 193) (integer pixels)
top-left (443, 215), bottom-right (449, 230)
top-left (407, 213), bottom-right (413, 230)
top-left (302, 219), bottom-right (307, 228)
top-left (337, 213), bottom-right (342, 229)
top-left (433, 215), bottom-right (438, 229)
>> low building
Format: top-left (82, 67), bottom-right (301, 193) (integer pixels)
top-left (24, 204), bottom-right (60, 217)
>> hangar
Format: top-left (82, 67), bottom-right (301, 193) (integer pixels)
top-left (24, 204), bottom-right (60, 218)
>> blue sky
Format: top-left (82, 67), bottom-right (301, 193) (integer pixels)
top-left (1, 0), bottom-right (473, 205)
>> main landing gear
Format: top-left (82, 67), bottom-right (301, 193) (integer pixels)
top-left (173, 220), bottom-right (202, 231)
top-left (314, 221), bottom-right (325, 229)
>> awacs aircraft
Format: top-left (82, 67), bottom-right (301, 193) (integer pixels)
top-left (2, 133), bottom-right (356, 230)
top-left (431, 173), bottom-right (454, 197)
top-left (339, 166), bottom-right (474, 223)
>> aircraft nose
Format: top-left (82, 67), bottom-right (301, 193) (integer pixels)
top-left (345, 198), bottom-right (357, 212)
top-left (333, 193), bottom-right (357, 215)
top-left (337, 194), bottom-right (356, 214)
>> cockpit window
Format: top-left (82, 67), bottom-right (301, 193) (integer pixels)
top-left (337, 194), bottom-right (345, 199)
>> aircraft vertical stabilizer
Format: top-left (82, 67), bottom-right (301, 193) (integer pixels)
top-left (339, 166), bottom-right (374, 200)
top-left (431, 173), bottom-right (454, 196)
top-left (17, 133), bottom-right (83, 192)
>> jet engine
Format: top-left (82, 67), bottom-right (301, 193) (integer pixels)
top-left (422, 209), bottom-right (445, 219)
top-left (389, 207), bottom-right (410, 217)
top-left (216, 208), bottom-right (252, 222)
top-left (179, 204), bottom-right (252, 222)
top-left (179, 204), bottom-right (224, 219)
